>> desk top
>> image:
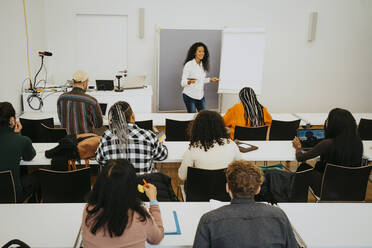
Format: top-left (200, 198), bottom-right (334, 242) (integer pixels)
top-left (0, 202), bottom-right (212, 248)
top-left (279, 203), bottom-right (372, 248)
top-left (294, 113), bottom-right (372, 126)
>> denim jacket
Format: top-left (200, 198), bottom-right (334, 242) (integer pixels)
top-left (193, 198), bottom-right (298, 248)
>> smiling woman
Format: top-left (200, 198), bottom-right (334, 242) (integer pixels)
top-left (181, 42), bottom-right (219, 113)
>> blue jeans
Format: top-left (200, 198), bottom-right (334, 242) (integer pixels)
top-left (183, 94), bottom-right (206, 113)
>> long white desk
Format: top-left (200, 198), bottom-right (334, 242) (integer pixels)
top-left (18, 112), bottom-right (299, 127)
top-left (20, 141), bottom-right (372, 166)
top-left (0, 202), bottom-right (212, 248)
top-left (279, 203), bottom-right (372, 248)
top-left (22, 85), bottom-right (153, 113)
top-left (294, 113), bottom-right (372, 126)
top-left (21, 141), bottom-right (297, 166)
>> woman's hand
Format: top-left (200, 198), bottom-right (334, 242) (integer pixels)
top-left (187, 79), bottom-right (196, 85)
top-left (144, 183), bottom-right (157, 201)
top-left (210, 77), bottom-right (219, 83)
top-left (292, 136), bottom-right (301, 149)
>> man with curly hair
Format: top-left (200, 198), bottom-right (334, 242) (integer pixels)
top-left (193, 160), bottom-right (298, 247)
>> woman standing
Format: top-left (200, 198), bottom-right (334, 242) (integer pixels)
top-left (181, 42), bottom-right (219, 113)
top-left (223, 87), bottom-right (272, 139)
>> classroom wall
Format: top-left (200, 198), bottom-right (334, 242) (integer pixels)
top-left (0, 0), bottom-right (45, 113)
top-left (2, 0), bottom-right (372, 113)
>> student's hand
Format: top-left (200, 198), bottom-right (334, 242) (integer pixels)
top-left (144, 183), bottom-right (157, 201)
top-left (187, 79), bottom-right (196, 85)
top-left (292, 136), bottom-right (301, 149)
top-left (210, 77), bottom-right (219, 83)
top-left (13, 121), bottom-right (22, 134)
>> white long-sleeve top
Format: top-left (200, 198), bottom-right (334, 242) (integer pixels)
top-left (178, 139), bottom-right (242, 180)
top-left (181, 59), bottom-right (210, 100)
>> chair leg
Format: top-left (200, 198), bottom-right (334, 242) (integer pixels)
top-left (85, 159), bottom-right (90, 168)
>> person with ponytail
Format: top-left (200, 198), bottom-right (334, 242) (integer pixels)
top-left (292, 108), bottom-right (363, 195)
top-left (96, 101), bottom-right (168, 174)
top-left (181, 42), bottom-right (219, 113)
top-left (82, 159), bottom-right (164, 247)
top-left (223, 87), bottom-right (272, 139)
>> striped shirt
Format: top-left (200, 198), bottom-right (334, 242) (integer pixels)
top-left (57, 87), bottom-right (103, 135)
top-left (96, 123), bottom-right (168, 174)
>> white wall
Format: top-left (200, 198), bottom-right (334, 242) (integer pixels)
top-left (0, 0), bottom-right (45, 113)
top-left (2, 0), bottom-right (372, 113)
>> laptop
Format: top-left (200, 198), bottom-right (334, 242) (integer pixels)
top-left (96, 80), bottom-right (114, 91)
top-left (122, 75), bottom-right (146, 90)
top-left (99, 103), bottom-right (108, 116)
top-left (297, 128), bottom-right (325, 150)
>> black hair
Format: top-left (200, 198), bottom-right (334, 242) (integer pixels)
top-left (189, 110), bottom-right (229, 151)
top-left (324, 108), bottom-right (363, 165)
top-left (239, 87), bottom-right (265, 126)
top-left (85, 159), bottom-right (150, 237)
top-left (0, 102), bottom-right (15, 127)
top-left (184, 42), bottom-right (210, 72)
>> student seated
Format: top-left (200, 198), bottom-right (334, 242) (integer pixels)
top-left (223, 87), bottom-right (272, 139)
top-left (0, 102), bottom-right (37, 202)
top-left (82, 159), bottom-right (164, 247)
top-left (57, 70), bottom-right (103, 135)
top-left (96, 101), bottom-right (168, 174)
top-left (178, 110), bottom-right (241, 181)
top-left (193, 160), bottom-right (298, 247)
top-left (292, 108), bottom-right (363, 195)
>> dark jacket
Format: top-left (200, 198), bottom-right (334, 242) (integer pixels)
top-left (193, 198), bottom-right (298, 248)
top-left (0, 127), bottom-right (36, 197)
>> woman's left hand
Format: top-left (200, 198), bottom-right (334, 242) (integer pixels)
top-left (292, 136), bottom-right (301, 149)
top-left (210, 77), bottom-right (219, 83)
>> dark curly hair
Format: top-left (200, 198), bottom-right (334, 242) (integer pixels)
top-left (0, 102), bottom-right (15, 127)
top-left (189, 110), bottom-right (229, 151)
top-left (184, 42), bottom-right (210, 72)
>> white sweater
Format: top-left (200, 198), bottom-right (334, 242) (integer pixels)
top-left (178, 139), bottom-right (242, 180)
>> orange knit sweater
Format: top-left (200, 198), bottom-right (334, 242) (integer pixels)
top-left (223, 103), bottom-right (272, 139)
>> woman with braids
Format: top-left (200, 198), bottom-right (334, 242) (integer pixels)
top-left (178, 110), bottom-right (241, 180)
top-left (223, 87), bottom-right (272, 139)
top-left (96, 101), bottom-right (168, 174)
top-left (181, 42), bottom-right (219, 113)
top-left (82, 159), bottom-right (164, 247)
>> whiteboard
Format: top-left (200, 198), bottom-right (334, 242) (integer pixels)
top-left (75, 14), bottom-right (128, 82)
top-left (218, 28), bottom-right (265, 94)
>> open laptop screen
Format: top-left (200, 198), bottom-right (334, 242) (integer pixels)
top-left (297, 129), bottom-right (325, 149)
top-left (96, 80), bottom-right (114, 91)
top-left (99, 103), bottom-right (108, 116)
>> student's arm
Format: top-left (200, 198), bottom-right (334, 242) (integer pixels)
top-left (223, 106), bottom-right (235, 128)
top-left (95, 135), bottom-right (107, 164)
top-left (152, 139), bottom-right (168, 161)
top-left (146, 205), bottom-right (165, 244)
top-left (91, 101), bottom-right (103, 128)
top-left (178, 149), bottom-right (193, 181)
top-left (263, 106), bottom-right (272, 126)
top-left (193, 215), bottom-right (211, 248)
top-left (21, 136), bottom-right (36, 161)
top-left (281, 211), bottom-right (299, 248)
top-left (295, 139), bottom-right (332, 162)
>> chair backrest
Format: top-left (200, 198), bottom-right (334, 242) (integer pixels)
top-left (20, 118), bottom-right (54, 143)
top-left (0, 170), bottom-right (16, 203)
top-left (135, 120), bottom-right (153, 131)
top-left (38, 168), bottom-right (91, 203)
top-left (320, 163), bottom-right (372, 201)
top-left (40, 123), bottom-right (67, 143)
top-left (269, 119), bottom-right (300, 140)
top-left (358, 118), bottom-right (372, 140)
top-left (290, 168), bottom-right (313, 202)
top-left (165, 119), bottom-right (191, 141)
top-left (234, 125), bottom-right (268, 140)
top-left (185, 167), bottom-right (230, 202)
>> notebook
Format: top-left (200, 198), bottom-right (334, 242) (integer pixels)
top-left (96, 80), bottom-right (114, 91)
top-left (297, 128), bottom-right (325, 150)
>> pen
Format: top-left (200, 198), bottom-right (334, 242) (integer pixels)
top-left (143, 179), bottom-right (149, 188)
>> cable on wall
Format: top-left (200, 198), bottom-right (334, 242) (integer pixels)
top-left (22, 0), bottom-right (32, 89)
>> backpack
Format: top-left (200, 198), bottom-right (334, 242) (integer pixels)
top-left (45, 133), bottom-right (101, 171)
